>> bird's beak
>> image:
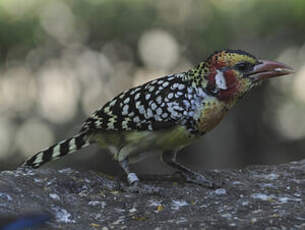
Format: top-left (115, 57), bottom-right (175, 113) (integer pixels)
top-left (248, 60), bottom-right (294, 81)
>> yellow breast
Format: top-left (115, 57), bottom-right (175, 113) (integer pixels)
top-left (196, 100), bottom-right (227, 134)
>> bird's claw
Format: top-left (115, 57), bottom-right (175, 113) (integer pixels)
top-left (177, 171), bottom-right (222, 189)
top-left (120, 181), bottom-right (163, 195)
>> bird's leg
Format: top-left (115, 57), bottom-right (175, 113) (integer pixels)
top-left (119, 159), bottom-right (139, 185)
top-left (161, 151), bottom-right (219, 188)
top-left (119, 159), bottom-right (161, 194)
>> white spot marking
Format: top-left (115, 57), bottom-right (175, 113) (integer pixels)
top-left (156, 96), bottom-right (162, 104)
top-left (183, 100), bottom-right (190, 108)
top-left (137, 105), bottom-right (145, 114)
top-left (168, 93), bottom-right (174, 99)
top-left (107, 123), bottom-right (114, 129)
top-left (178, 84), bottom-right (185, 90)
top-left (33, 153), bottom-right (44, 165)
top-left (173, 105), bottom-right (183, 111)
top-left (124, 97), bottom-right (130, 104)
top-left (135, 93), bottom-right (141, 100)
top-left (145, 94), bottom-right (151, 100)
top-left (52, 144), bottom-right (61, 158)
top-left (146, 108), bottom-right (153, 118)
top-left (187, 87), bottom-right (193, 94)
top-left (215, 70), bottom-right (227, 90)
top-left (133, 116), bottom-right (140, 123)
top-left (176, 73), bottom-right (185, 78)
top-left (122, 104), bottom-right (129, 115)
top-left (151, 103), bottom-right (157, 110)
top-left (197, 87), bottom-right (207, 98)
top-left (156, 108), bottom-right (163, 115)
top-left (172, 83), bottom-right (179, 89)
top-left (170, 110), bottom-right (178, 118)
top-left (162, 81), bottom-right (169, 87)
top-left (188, 111), bottom-right (194, 117)
top-left (122, 120), bottom-right (129, 129)
top-left (109, 99), bottom-right (117, 106)
top-left (69, 138), bottom-right (77, 152)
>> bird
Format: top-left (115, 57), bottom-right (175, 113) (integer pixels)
top-left (22, 49), bottom-right (294, 190)
top-left (0, 213), bottom-right (50, 230)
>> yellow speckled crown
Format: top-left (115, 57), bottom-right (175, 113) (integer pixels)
top-left (207, 49), bottom-right (258, 67)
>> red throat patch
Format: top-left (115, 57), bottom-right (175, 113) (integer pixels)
top-left (217, 70), bottom-right (240, 101)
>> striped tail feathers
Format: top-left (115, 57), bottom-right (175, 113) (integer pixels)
top-left (22, 132), bottom-right (90, 168)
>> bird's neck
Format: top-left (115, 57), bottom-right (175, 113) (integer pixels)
top-left (186, 61), bottom-right (210, 88)
top-left (186, 62), bottom-right (240, 110)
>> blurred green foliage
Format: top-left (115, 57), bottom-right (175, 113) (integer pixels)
top-left (0, 0), bottom-right (305, 62)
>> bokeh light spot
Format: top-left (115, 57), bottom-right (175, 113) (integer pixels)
top-left (275, 101), bottom-right (305, 140)
top-left (0, 67), bottom-right (37, 114)
top-left (39, 1), bottom-right (79, 45)
top-left (37, 61), bottom-right (80, 123)
top-left (292, 65), bottom-right (305, 102)
top-left (0, 118), bottom-right (15, 160)
top-left (16, 119), bottom-right (54, 157)
top-left (138, 29), bottom-right (179, 71)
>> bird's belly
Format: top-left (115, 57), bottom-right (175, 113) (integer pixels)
top-left (151, 125), bottom-right (195, 150)
top-left (92, 126), bottom-right (195, 163)
top-left (123, 126), bottom-right (195, 163)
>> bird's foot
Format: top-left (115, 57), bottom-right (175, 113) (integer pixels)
top-left (116, 172), bottom-right (163, 195)
top-left (176, 171), bottom-right (222, 189)
top-left (128, 181), bottom-right (162, 194)
top-left (119, 181), bottom-right (162, 195)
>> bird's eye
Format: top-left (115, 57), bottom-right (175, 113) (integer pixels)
top-left (235, 62), bottom-right (253, 72)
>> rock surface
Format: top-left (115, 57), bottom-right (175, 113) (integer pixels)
top-left (1, 160), bottom-right (305, 229)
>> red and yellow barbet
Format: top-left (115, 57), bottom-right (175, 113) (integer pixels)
top-left (22, 49), bottom-right (294, 190)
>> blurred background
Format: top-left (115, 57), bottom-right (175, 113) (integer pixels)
top-left (0, 0), bottom-right (304, 176)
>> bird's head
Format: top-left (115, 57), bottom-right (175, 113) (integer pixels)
top-left (202, 49), bottom-right (294, 103)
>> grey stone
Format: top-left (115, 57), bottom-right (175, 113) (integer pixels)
top-left (1, 160), bottom-right (305, 229)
